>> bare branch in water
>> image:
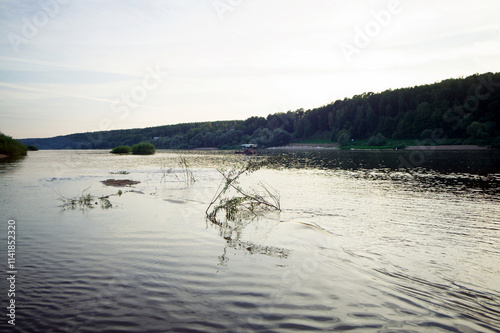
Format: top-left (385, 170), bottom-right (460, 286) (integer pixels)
top-left (206, 156), bottom-right (286, 224)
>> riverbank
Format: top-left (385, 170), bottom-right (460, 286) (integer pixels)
top-left (268, 143), bottom-right (339, 150)
top-left (405, 145), bottom-right (491, 151)
top-left (343, 144), bottom-right (492, 151)
top-left (266, 143), bottom-right (494, 151)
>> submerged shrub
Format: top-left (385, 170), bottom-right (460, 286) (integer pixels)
top-left (132, 142), bottom-right (156, 155)
top-left (111, 146), bottom-right (132, 154)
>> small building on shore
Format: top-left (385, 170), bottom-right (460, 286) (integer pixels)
top-left (236, 144), bottom-right (257, 155)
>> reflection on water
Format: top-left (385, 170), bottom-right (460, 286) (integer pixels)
top-left (0, 155), bottom-right (26, 174)
top-left (212, 216), bottom-right (291, 266)
top-left (264, 149), bottom-right (500, 200)
top-left (266, 149), bottom-right (500, 174)
top-left (1, 149), bottom-right (499, 332)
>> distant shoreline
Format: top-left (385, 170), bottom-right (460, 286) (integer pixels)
top-left (268, 143), bottom-right (339, 150)
top-left (266, 144), bottom-right (492, 151)
top-left (405, 145), bottom-right (490, 151)
top-left (0, 146), bottom-right (493, 155)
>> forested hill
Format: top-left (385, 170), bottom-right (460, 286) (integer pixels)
top-left (21, 72), bottom-right (500, 150)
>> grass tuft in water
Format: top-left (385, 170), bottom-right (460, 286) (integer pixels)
top-left (160, 155), bottom-right (196, 185)
top-left (58, 187), bottom-right (114, 210)
top-left (178, 155), bottom-right (196, 185)
top-left (110, 170), bottom-right (130, 175)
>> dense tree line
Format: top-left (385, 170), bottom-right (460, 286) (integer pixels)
top-left (20, 72), bottom-right (500, 150)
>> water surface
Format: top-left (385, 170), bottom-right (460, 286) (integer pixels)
top-left (1, 149), bottom-right (499, 332)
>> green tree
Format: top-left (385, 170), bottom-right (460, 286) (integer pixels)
top-left (467, 121), bottom-right (496, 140)
top-left (270, 128), bottom-right (292, 147)
top-left (336, 130), bottom-right (351, 146)
top-left (368, 133), bottom-right (387, 146)
top-left (251, 128), bottom-right (273, 147)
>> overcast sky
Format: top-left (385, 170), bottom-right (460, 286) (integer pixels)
top-left (1, 0), bottom-right (499, 139)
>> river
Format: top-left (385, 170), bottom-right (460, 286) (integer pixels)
top-left (1, 149), bottom-right (499, 332)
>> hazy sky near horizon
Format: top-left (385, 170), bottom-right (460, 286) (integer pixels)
top-left (1, 0), bottom-right (499, 139)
